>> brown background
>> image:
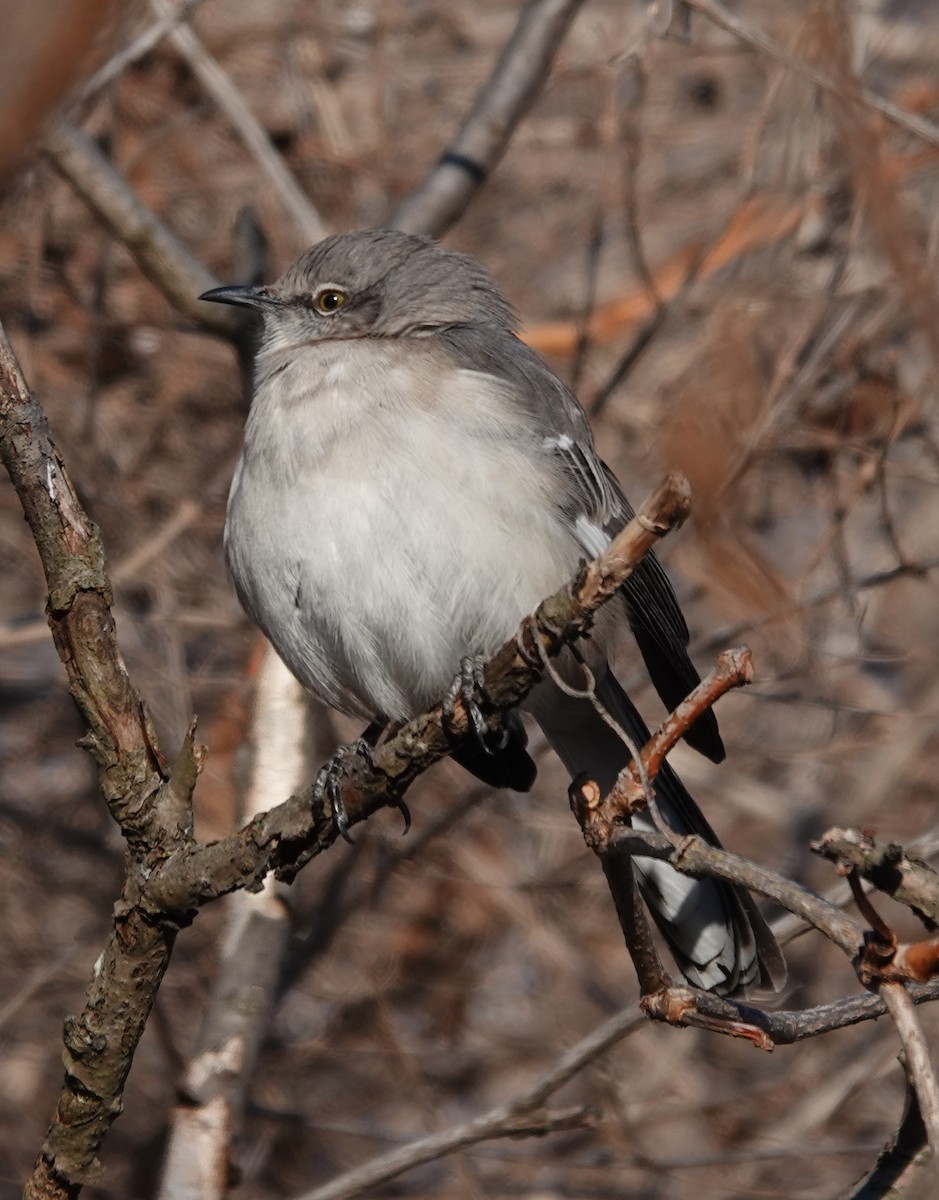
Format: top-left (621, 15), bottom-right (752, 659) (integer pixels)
top-left (3, 2), bottom-right (939, 1197)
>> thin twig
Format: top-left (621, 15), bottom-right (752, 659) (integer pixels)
top-left (880, 983), bottom-right (939, 1160)
top-left (73, 0), bottom-right (208, 104)
top-left (391, 0), bottom-right (586, 237)
top-left (627, 646), bottom-right (753, 793)
top-left (151, 0), bottom-right (326, 245)
top-left (293, 1004), bottom-right (645, 1200)
top-left (685, 0), bottom-right (939, 153)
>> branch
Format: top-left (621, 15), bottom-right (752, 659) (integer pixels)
top-left (880, 983), bottom-right (939, 1162)
top-left (293, 980), bottom-right (939, 1199)
top-left (841, 1080), bottom-right (932, 1199)
top-left (0, 320), bottom-right (180, 847)
top-left (631, 645), bottom-right (753, 792)
top-left (41, 121), bottom-right (237, 337)
top-left (605, 826), bottom-right (865, 961)
top-left (1, 321), bottom-right (194, 1199)
top-left (144, 472), bottom-right (694, 913)
top-left (570, 646), bottom-right (761, 1003)
top-left (292, 1004), bottom-right (646, 1200)
top-left (156, 653), bottom-right (304, 1200)
top-left (390, 0), bottom-right (586, 237)
top-left (685, 0), bottom-right (939, 153)
top-left (72, 0), bottom-right (208, 105)
top-left (3, 298), bottom-right (690, 1197)
top-left (151, 0), bottom-right (326, 245)
top-left (813, 828), bottom-right (939, 933)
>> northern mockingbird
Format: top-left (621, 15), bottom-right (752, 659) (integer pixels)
top-left (201, 229), bottom-right (784, 995)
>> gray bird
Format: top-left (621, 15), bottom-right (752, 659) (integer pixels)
top-left (201, 229), bottom-right (784, 995)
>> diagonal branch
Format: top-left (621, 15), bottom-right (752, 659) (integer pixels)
top-left (606, 825), bottom-right (865, 959)
top-left (685, 0), bottom-right (939, 153)
top-left (73, 0), bottom-right (209, 105)
top-left (293, 1004), bottom-right (647, 1200)
top-left (880, 982), bottom-right (939, 1161)
top-left (144, 472), bottom-right (695, 913)
top-left (41, 121), bottom-right (237, 336)
top-left (391, 0), bottom-right (586, 237)
top-left (0, 320), bottom-right (180, 847)
top-left (151, 0), bottom-right (326, 245)
top-left (2, 304), bottom-right (691, 1197)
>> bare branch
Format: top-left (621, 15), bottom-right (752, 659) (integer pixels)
top-left (0, 319), bottom-right (177, 844)
top-left (3, 301), bottom-right (689, 1197)
top-left (151, 0), bottom-right (326, 245)
top-left (41, 121), bottom-right (237, 337)
top-left (606, 826), bottom-right (865, 961)
top-left (73, 0), bottom-right (209, 104)
top-left (813, 828), bottom-right (939, 928)
top-left (685, 0), bottom-right (939, 153)
top-left (144, 473), bottom-right (695, 913)
top-left (391, 0), bottom-right (586, 237)
top-left (156, 653), bottom-right (305, 1200)
top-left (629, 645), bottom-right (753, 791)
top-left (1, 321), bottom-right (194, 1200)
top-left (292, 1004), bottom-right (646, 1200)
top-left (880, 983), bottom-right (939, 1162)
top-left (294, 979), bottom-right (939, 1200)
top-left (840, 1081), bottom-right (932, 1200)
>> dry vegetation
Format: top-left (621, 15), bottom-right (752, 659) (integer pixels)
top-left (3, 1), bottom-right (939, 1197)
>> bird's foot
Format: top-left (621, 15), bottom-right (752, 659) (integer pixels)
top-left (443, 654), bottom-right (508, 757)
top-left (315, 737), bottom-right (372, 844)
top-left (315, 735), bottom-right (410, 842)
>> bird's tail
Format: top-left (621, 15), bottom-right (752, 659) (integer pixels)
top-left (529, 668), bottom-right (785, 995)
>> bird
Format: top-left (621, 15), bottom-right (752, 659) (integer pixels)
top-left (200, 228), bottom-right (784, 995)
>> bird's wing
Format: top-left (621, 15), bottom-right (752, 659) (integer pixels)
top-left (438, 324), bottom-right (723, 762)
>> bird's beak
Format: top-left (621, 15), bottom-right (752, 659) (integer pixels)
top-left (199, 284), bottom-right (278, 311)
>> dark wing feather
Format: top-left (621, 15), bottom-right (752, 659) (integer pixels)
top-left (434, 324), bottom-right (723, 763)
top-left (547, 440), bottom-right (724, 762)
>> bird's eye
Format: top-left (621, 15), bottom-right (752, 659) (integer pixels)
top-left (314, 288), bottom-right (346, 314)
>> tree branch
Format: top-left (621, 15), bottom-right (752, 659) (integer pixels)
top-left (606, 825), bottom-right (865, 961)
top-left (151, 0), bottom-right (326, 246)
top-left (41, 121), bottom-right (237, 337)
top-left (143, 472), bottom-right (694, 912)
top-left (813, 827), bottom-right (939, 927)
top-left (391, 0), bottom-right (586, 237)
top-left (880, 982), bottom-right (939, 1162)
top-left (2, 305), bottom-right (690, 1195)
top-left (685, 0), bottom-right (939, 153)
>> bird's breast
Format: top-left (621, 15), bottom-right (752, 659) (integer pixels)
top-left (225, 341), bottom-right (578, 718)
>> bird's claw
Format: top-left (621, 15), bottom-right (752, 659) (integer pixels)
top-left (315, 737), bottom-right (374, 844)
top-left (315, 736), bottom-right (412, 841)
top-left (390, 797), bottom-right (411, 836)
top-left (443, 654), bottom-right (507, 757)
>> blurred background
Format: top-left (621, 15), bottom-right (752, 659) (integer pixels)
top-left (2, 1), bottom-right (939, 1196)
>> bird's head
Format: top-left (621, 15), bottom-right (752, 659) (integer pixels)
top-left (199, 229), bottom-right (517, 354)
